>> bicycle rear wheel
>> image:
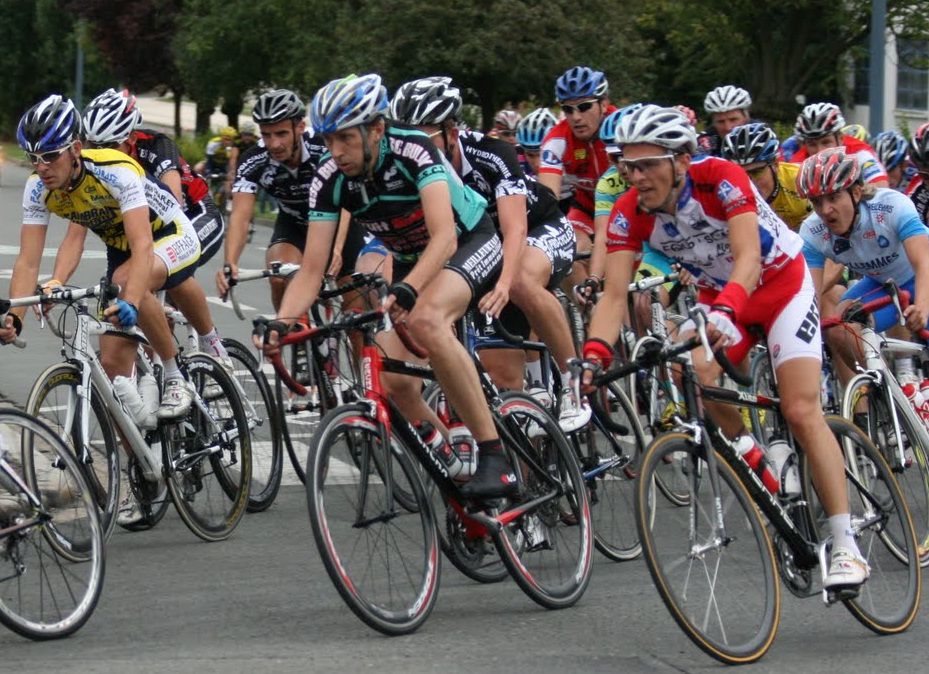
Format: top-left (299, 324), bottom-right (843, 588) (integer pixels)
top-left (842, 377), bottom-right (929, 567)
top-left (802, 416), bottom-right (921, 634)
top-left (163, 355), bottom-right (251, 542)
top-left (0, 409), bottom-right (105, 639)
top-left (492, 392), bottom-right (593, 609)
top-left (223, 338), bottom-right (283, 512)
top-left (307, 404), bottom-right (439, 635)
top-left (636, 432), bottom-right (780, 665)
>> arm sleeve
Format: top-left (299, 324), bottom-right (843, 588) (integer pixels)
top-left (538, 131), bottom-right (566, 177)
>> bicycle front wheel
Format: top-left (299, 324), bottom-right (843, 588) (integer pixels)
top-left (163, 355), bottom-right (251, 542)
top-left (493, 393), bottom-right (593, 609)
top-left (307, 404), bottom-right (439, 635)
top-left (0, 409), bottom-right (105, 639)
top-left (636, 432), bottom-right (780, 665)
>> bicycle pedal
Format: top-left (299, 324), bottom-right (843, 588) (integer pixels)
top-left (825, 586), bottom-right (860, 604)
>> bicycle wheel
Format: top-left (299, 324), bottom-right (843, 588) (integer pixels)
top-left (306, 404), bottom-right (439, 635)
top-left (278, 341), bottom-right (327, 485)
top-left (26, 363), bottom-right (120, 542)
top-left (554, 287), bottom-right (586, 354)
top-left (629, 336), bottom-right (690, 506)
top-left (748, 349), bottom-right (783, 445)
top-left (0, 409), bottom-right (105, 639)
top-left (842, 376), bottom-right (929, 566)
top-left (583, 380), bottom-right (648, 561)
top-left (162, 355), bottom-right (251, 542)
top-left (120, 453), bottom-right (171, 531)
top-left (223, 338), bottom-right (283, 512)
top-left (802, 416), bottom-right (921, 634)
top-left (636, 432), bottom-right (780, 665)
top-left (422, 383), bottom-right (507, 583)
top-left (492, 392), bottom-right (593, 609)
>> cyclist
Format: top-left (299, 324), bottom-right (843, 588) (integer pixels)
top-left (261, 74), bottom-right (517, 498)
top-left (906, 121), bottom-right (929, 225)
top-left (789, 103), bottom-right (889, 188)
top-left (516, 107), bottom-right (557, 177)
top-left (721, 123), bottom-right (812, 230)
top-left (582, 104), bottom-right (870, 591)
top-left (797, 148), bottom-right (929, 389)
top-left (1, 95), bottom-right (200, 419)
top-left (389, 77), bottom-right (586, 430)
top-left (215, 88), bottom-right (369, 310)
top-left (489, 108), bottom-right (521, 145)
top-left (538, 65), bottom-right (616, 287)
top-left (842, 123), bottom-right (871, 145)
top-left (226, 120), bottom-right (259, 194)
top-left (81, 88), bottom-right (232, 368)
top-left (872, 130), bottom-right (912, 191)
top-left (699, 85), bottom-right (753, 156)
top-left (193, 125), bottom-right (237, 177)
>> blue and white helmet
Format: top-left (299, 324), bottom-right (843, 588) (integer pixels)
top-left (600, 103), bottom-right (644, 152)
top-left (555, 66), bottom-right (608, 102)
top-left (310, 74), bottom-right (388, 134)
top-left (516, 108), bottom-right (557, 149)
top-left (17, 94), bottom-right (81, 153)
top-left (721, 123), bottom-right (780, 165)
top-left (873, 130), bottom-right (908, 170)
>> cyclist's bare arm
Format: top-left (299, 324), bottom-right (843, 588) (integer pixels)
top-left (6, 224), bottom-right (48, 324)
top-left (159, 169), bottom-right (184, 206)
top-left (217, 191), bottom-right (257, 295)
top-left (121, 206), bottom-right (157, 307)
top-left (276, 219), bottom-right (338, 324)
top-left (822, 258), bottom-right (845, 292)
top-left (588, 248), bottom-right (636, 345)
top-left (50, 222), bottom-right (88, 284)
top-left (538, 173), bottom-right (562, 202)
top-left (328, 209), bottom-right (352, 277)
top-left (724, 211), bottom-right (762, 295)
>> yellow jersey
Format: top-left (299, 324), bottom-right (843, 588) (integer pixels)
top-left (768, 162), bottom-right (812, 230)
top-left (22, 149), bottom-right (186, 252)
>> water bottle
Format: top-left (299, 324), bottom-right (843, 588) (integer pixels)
top-left (113, 375), bottom-right (156, 430)
top-left (766, 439), bottom-right (801, 498)
top-left (734, 434), bottom-right (779, 495)
top-left (416, 421), bottom-right (464, 478)
top-left (138, 372), bottom-right (160, 424)
top-left (448, 423), bottom-right (477, 480)
top-left (902, 382), bottom-right (929, 423)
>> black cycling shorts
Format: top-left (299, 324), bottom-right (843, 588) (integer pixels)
top-left (526, 214), bottom-right (576, 290)
top-left (269, 213), bottom-right (366, 278)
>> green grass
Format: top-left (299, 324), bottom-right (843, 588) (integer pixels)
top-left (0, 141), bottom-right (26, 165)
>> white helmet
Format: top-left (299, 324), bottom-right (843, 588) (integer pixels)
top-left (704, 85), bottom-right (752, 114)
top-left (310, 74), bottom-right (387, 134)
top-left (795, 102), bottom-right (845, 140)
top-left (614, 104), bottom-right (697, 154)
top-left (388, 76), bottom-right (462, 126)
top-left (83, 88), bottom-right (142, 145)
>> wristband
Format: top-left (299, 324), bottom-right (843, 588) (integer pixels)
top-left (583, 338), bottom-right (615, 369)
top-left (390, 281), bottom-right (418, 312)
top-left (8, 313), bottom-right (22, 336)
top-left (713, 282), bottom-right (748, 320)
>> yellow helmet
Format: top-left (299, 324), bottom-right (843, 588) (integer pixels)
top-left (219, 125), bottom-right (238, 140)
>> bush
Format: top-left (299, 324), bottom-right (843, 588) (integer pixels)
top-left (174, 131), bottom-right (215, 166)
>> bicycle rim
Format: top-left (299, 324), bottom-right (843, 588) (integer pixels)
top-left (637, 433), bottom-right (780, 665)
top-left (307, 405), bottom-right (439, 635)
top-left (0, 409), bottom-right (105, 639)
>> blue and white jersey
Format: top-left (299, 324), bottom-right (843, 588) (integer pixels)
top-left (800, 188), bottom-right (927, 283)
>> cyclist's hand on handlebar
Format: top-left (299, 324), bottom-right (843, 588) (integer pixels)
top-left (580, 338), bottom-right (613, 392)
top-left (326, 250), bottom-right (343, 278)
top-left (706, 310), bottom-right (742, 350)
top-left (103, 299), bottom-right (139, 328)
top-left (33, 278), bottom-right (62, 319)
top-left (216, 262), bottom-right (238, 300)
top-left (252, 319), bottom-right (289, 358)
top-left (904, 303), bottom-right (928, 334)
top-left (0, 314), bottom-right (22, 345)
top-left (575, 276), bottom-right (602, 306)
top-left (478, 280), bottom-right (509, 319)
top-left (671, 264), bottom-right (695, 286)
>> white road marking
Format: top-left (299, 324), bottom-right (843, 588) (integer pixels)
top-left (207, 296), bottom-right (255, 312)
top-left (0, 245), bottom-right (106, 259)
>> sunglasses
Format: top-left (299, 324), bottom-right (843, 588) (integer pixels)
top-left (616, 154), bottom-right (675, 175)
top-left (560, 99), bottom-right (599, 115)
top-left (26, 143), bottom-right (73, 165)
top-left (497, 129), bottom-right (516, 138)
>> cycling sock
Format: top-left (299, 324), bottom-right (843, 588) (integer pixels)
top-left (828, 513), bottom-right (860, 555)
top-left (558, 369), bottom-right (571, 389)
top-left (525, 360), bottom-right (543, 387)
top-left (476, 438), bottom-right (503, 457)
top-left (895, 357), bottom-right (915, 382)
top-left (163, 358), bottom-right (182, 381)
top-left (198, 327), bottom-right (228, 359)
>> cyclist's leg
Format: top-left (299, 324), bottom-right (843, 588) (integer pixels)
top-left (266, 214), bottom-right (305, 313)
top-left (565, 207), bottom-right (593, 291)
top-left (478, 304), bottom-right (530, 391)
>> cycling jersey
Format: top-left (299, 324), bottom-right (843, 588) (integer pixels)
top-left (606, 155), bottom-right (803, 291)
top-left (766, 162), bottom-right (812, 230)
top-left (203, 136), bottom-right (230, 171)
top-left (538, 108), bottom-right (617, 217)
top-left (789, 136), bottom-right (888, 185)
top-left (904, 174), bottom-right (929, 226)
top-left (22, 149), bottom-right (200, 288)
top-left (594, 165), bottom-right (628, 218)
top-left (800, 187), bottom-right (927, 284)
top-left (132, 128), bottom-right (210, 211)
top-left (309, 125), bottom-right (487, 259)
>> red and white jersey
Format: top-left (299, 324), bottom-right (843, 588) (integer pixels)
top-left (789, 136), bottom-right (888, 186)
top-left (538, 106), bottom-right (616, 213)
top-left (606, 156), bottom-right (804, 291)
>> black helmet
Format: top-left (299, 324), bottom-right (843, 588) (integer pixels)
top-left (252, 89), bottom-right (306, 125)
top-left (388, 76), bottom-right (462, 126)
top-left (17, 94), bottom-right (82, 153)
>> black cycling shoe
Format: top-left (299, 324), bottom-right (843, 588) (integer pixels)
top-left (459, 452), bottom-right (518, 500)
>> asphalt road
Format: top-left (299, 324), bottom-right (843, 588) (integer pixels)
top-left (0, 160), bottom-right (927, 673)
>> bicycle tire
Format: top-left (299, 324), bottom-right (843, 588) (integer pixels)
top-left (223, 338), bottom-right (283, 512)
top-left (841, 376), bottom-right (929, 567)
top-left (802, 416), bottom-right (921, 634)
top-left (25, 363), bottom-right (120, 542)
top-left (554, 287), bottom-right (586, 355)
top-left (0, 408), bottom-right (106, 640)
top-left (306, 403), bottom-right (439, 635)
top-left (747, 349), bottom-right (783, 445)
top-left (582, 380), bottom-right (648, 561)
top-left (636, 432), bottom-right (780, 665)
top-left (162, 354), bottom-right (251, 542)
top-left (492, 392), bottom-right (593, 609)
top-left (422, 383), bottom-right (508, 583)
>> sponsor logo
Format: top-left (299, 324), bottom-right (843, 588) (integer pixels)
top-left (771, 344), bottom-right (781, 358)
top-left (608, 212), bottom-right (629, 235)
top-left (863, 230), bottom-right (876, 239)
top-left (662, 221), bottom-right (680, 237)
top-left (832, 238), bottom-right (851, 255)
top-left (795, 303), bottom-right (819, 344)
top-left (876, 212), bottom-right (885, 224)
top-left (877, 235), bottom-right (890, 248)
top-left (573, 148), bottom-right (587, 160)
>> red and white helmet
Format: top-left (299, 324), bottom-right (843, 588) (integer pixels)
top-left (493, 109), bottom-right (522, 131)
top-left (796, 147), bottom-right (861, 198)
top-left (83, 88), bottom-right (142, 145)
top-left (909, 121), bottom-right (929, 168)
top-left (795, 102), bottom-right (845, 140)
